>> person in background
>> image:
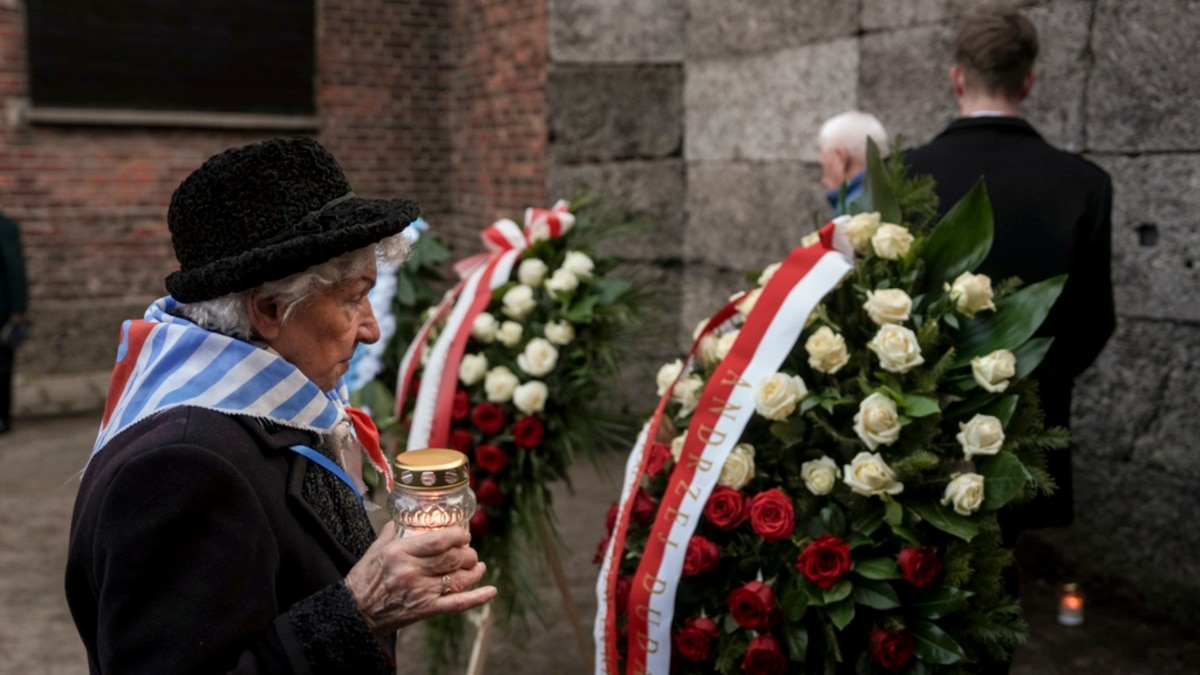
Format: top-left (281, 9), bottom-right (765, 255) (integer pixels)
top-left (65, 138), bottom-right (496, 674)
top-left (817, 110), bottom-right (890, 215)
top-left (905, 5), bottom-right (1115, 672)
top-left (0, 210), bottom-right (29, 434)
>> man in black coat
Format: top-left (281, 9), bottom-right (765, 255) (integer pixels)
top-left (906, 6), bottom-right (1116, 531)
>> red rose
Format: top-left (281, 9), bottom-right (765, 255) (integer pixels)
top-left (615, 575), bottom-right (632, 616)
top-left (476, 479), bottom-right (504, 507)
top-left (605, 502), bottom-right (619, 534)
top-left (513, 415), bottom-right (544, 448)
top-left (726, 580), bottom-right (781, 631)
top-left (749, 488), bottom-right (795, 543)
top-left (474, 444), bottom-right (509, 474)
top-left (682, 535), bottom-right (720, 577)
top-left (703, 486), bottom-right (747, 530)
top-left (795, 534), bottom-right (853, 589)
top-left (593, 535), bottom-right (610, 564)
top-left (645, 442), bottom-right (673, 476)
top-left (469, 510), bottom-right (490, 537)
top-left (630, 489), bottom-right (658, 527)
top-left (449, 428), bottom-right (474, 455)
top-left (870, 628), bottom-right (914, 671)
top-left (897, 545), bottom-right (943, 588)
top-left (742, 634), bottom-right (787, 675)
top-left (452, 390), bottom-right (470, 420)
top-left (674, 616), bottom-right (720, 662)
top-left (471, 402), bottom-right (507, 435)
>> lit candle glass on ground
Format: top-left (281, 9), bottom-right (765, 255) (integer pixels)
top-left (1058, 583), bottom-right (1085, 626)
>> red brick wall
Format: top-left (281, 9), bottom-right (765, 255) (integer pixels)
top-left (0, 0), bottom-right (548, 396)
top-left (443, 0), bottom-right (548, 255)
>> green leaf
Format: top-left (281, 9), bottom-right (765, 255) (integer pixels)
top-left (821, 504), bottom-right (846, 537)
top-left (784, 622), bottom-right (809, 662)
top-left (864, 137), bottom-right (902, 223)
top-left (852, 578), bottom-right (901, 610)
top-left (822, 579), bottom-right (853, 604)
top-left (910, 502), bottom-right (979, 542)
top-left (953, 275), bottom-right (1067, 364)
top-left (1013, 336), bottom-right (1054, 380)
top-left (884, 498), bottom-right (903, 526)
top-left (395, 272), bottom-right (418, 306)
top-left (984, 396), bottom-right (1019, 427)
top-left (781, 585), bottom-right (809, 622)
top-left (562, 294), bottom-right (599, 323)
top-left (910, 620), bottom-right (967, 664)
top-left (590, 277), bottom-right (631, 305)
top-left (854, 557), bottom-right (902, 580)
top-left (827, 596), bottom-right (856, 631)
top-left (978, 451), bottom-right (1033, 511)
top-left (919, 180), bottom-right (993, 293)
top-left (911, 587), bottom-right (974, 619)
top-left (902, 394), bottom-right (940, 418)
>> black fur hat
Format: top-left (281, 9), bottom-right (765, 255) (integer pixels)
top-left (165, 137), bottom-right (419, 302)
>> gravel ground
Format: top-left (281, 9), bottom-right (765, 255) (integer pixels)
top-left (2, 414), bottom-right (1197, 674)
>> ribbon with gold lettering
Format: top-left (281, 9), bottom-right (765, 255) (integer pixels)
top-left (594, 221), bottom-right (854, 674)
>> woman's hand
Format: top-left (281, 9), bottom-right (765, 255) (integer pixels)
top-left (344, 522), bottom-right (497, 635)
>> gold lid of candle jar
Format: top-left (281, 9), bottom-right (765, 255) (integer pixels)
top-left (394, 448), bottom-right (470, 491)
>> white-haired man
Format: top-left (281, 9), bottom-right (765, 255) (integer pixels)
top-left (817, 110), bottom-right (889, 215)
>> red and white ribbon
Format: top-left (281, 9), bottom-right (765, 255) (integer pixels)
top-left (594, 222), bottom-right (854, 674)
top-left (395, 201), bottom-right (575, 451)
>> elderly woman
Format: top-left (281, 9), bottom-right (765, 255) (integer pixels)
top-left (65, 138), bottom-right (495, 674)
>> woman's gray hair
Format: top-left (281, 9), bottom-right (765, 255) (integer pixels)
top-left (175, 232), bottom-right (412, 339)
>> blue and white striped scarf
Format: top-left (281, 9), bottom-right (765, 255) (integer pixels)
top-left (94, 296), bottom-right (348, 457)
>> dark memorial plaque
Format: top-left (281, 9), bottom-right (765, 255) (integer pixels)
top-left (25, 0), bottom-right (315, 116)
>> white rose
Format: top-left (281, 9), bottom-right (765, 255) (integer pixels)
top-left (471, 312), bottom-right (498, 343)
top-left (946, 272), bottom-right (996, 316)
top-left (801, 456), bottom-right (841, 496)
top-left (801, 231), bottom-right (821, 247)
top-left (458, 353), bottom-right (489, 386)
top-left (754, 372), bottom-right (808, 421)
top-left (656, 359), bottom-right (684, 396)
top-left (545, 268), bottom-right (579, 295)
top-left (757, 262), bottom-right (783, 287)
top-left (870, 223), bottom-right (914, 260)
top-left (517, 258), bottom-right (549, 286)
top-left (512, 380), bottom-right (549, 414)
top-left (957, 414), bottom-right (1005, 460)
top-left (484, 366), bottom-right (520, 403)
top-left (867, 323), bottom-right (926, 373)
top-left (696, 331), bottom-right (722, 367)
top-left (670, 431), bottom-right (688, 461)
top-left (501, 284), bottom-right (537, 319)
top-left (718, 443), bottom-right (756, 490)
top-left (498, 321), bottom-right (524, 347)
top-left (942, 472), bottom-right (986, 515)
top-left (854, 392), bottom-right (901, 450)
top-left (843, 451), bottom-right (904, 497)
top-left (517, 337), bottom-right (558, 377)
top-left (844, 211), bottom-right (882, 252)
top-left (805, 326), bottom-right (850, 374)
top-left (863, 288), bottom-right (913, 325)
top-left (562, 251), bottom-right (595, 279)
top-left (735, 288), bottom-right (762, 318)
top-left (544, 319), bottom-right (575, 345)
top-left (673, 374), bottom-right (705, 416)
top-left (716, 331), bottom-right (740, 361)
top-left (972, 349), bottom-right (1016, 393)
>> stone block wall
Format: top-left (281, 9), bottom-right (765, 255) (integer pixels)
top-left (546, 0), bottom-right (1200, 625)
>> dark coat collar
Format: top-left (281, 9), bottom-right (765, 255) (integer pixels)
top-left (935, 115), bottom-right (1044, 140)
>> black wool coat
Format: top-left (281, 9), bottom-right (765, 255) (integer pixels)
top-left (905, 116), bottom-right (1116, 528)
top-left (65, 407), bottom-right (394, 674)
